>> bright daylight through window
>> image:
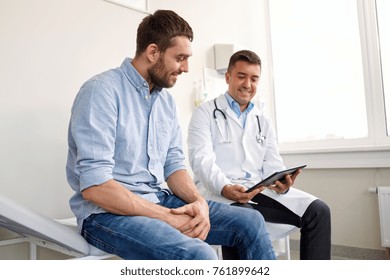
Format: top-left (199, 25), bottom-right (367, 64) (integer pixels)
top-left (269, 0), bottom-right (368, 147)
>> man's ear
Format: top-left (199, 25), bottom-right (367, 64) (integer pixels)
top-left (145, 43), bottom-right (160, 63)
top-left (225, 71), bottom-right (230, 84)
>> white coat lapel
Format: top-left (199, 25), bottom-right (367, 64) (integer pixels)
top-left (216, 94), bottom-right (242, 127)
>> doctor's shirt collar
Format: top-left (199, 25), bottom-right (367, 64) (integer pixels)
top-left (224, 92), bottom-right (254, 118)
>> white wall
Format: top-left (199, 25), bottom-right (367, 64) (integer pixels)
top-left (0, 0), bottom-right (389, 259)
top-left (0, 0), bottom-right (144, 218)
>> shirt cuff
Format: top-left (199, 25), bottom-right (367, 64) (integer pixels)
top-left (79, 167), bottom-right (113, 191)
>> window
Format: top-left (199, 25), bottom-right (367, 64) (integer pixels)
top-left (265, 0), bottom-right (390, 168)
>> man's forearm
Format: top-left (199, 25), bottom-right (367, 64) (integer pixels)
top-left (82, 179), bottom-right (171, 219)
top-left (166, 169), bottom-right (205, 204)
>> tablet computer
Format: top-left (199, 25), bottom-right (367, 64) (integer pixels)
top-left (245, 165), bottom-right (307, 193)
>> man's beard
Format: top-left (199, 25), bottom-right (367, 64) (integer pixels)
top-left (148, 57), bottom-right (178, 88)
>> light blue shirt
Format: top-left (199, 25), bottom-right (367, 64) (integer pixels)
top-left (66, 58), bottom-right (186, 230)
top-left (224, 92), bottom-right (254, 127)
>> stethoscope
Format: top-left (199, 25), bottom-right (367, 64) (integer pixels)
top-left (213, 98), bottom-right (266, 144)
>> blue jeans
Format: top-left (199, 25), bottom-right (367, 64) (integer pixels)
top-left (81, 192), bottom-right (275, 260)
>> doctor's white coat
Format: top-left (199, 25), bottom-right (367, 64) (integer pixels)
top-left (187, 94), bottom-right (316, 217)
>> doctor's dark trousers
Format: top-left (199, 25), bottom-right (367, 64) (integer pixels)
top-left (224, 193), bottom-right (331, 260)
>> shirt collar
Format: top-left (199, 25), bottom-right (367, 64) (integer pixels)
top-left (120, 58), bottom-right (163, 95)
top-left (224, 92), bottom-right (254, 117)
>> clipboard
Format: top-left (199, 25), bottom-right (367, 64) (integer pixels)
top-left (245, 165), bottom-right (307, 193)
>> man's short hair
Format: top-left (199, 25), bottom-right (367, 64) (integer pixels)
top-left (136, 9), bottom-right (193, 56)
top-left (227, 50), bottom-right (262, 73)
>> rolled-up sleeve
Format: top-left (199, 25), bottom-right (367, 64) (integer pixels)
top-left (69, 80), bottom-right (117, 191)
top-left (162, 102), bottom-right (187, 180)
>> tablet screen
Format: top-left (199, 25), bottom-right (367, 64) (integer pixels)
top-left (245, 165), bottom-right (307, 193)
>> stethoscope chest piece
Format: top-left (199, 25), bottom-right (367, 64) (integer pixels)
top-left (256, 133), bottom-right (266, 144)
top-left (255, 115), bottom-right (266, 145)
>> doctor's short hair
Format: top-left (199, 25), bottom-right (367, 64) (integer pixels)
top-left (135, 9), bottom-right (194, 56)
top-left (227, 50), bottom-right (262, 73)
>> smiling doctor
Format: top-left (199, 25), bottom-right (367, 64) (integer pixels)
top-left (187, 50), bottom-right (331, 260)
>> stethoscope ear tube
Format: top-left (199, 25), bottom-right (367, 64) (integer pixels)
top-left (213, 98), bottom-right (230, 143)
top-left (213, 98), bottom-right (227, 119)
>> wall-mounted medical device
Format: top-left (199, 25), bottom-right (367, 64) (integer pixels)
top-left (214, 44), bottom-right (246, 74)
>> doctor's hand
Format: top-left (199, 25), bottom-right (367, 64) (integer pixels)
top-left (221, 184), bottom-right (265, 204)
top-left (268, 169), bottom-right (301, 194)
